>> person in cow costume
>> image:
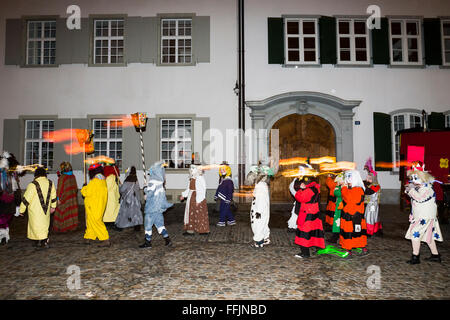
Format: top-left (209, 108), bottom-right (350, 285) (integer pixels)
top-left (246, 164), bottom-right (274, 248)
top-left (404, 161), bottom-right (443, 264)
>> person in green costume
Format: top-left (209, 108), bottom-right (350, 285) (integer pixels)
top-left (328, 173), bottom-right (345, 244)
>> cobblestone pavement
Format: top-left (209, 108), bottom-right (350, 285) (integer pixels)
top-left (0, 203), bottom-right (449, 300)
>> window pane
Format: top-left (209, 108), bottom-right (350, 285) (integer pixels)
top-left (340, 50), bottom-right (351, 61)
top-left (339, 37), bottom-right (350, 49)
top-left (302, 21), bottom-right (315, 34)
top-left (287, 21), bottom-right (299, 34)
top-left (288, 37), bottom-right (299, 49)
top-left (303, 37), bottom-right (315, 49)
top-left (408, 38), bottom-right (418, 50)
top-left (444, 39), bottom-right (450, 50)
top-left (354, 21), bottom-right (366, 34)
top-left (355, 50), bottom-right (367, 61)
top-left (408, 50), bottom-right (418, 62)
top-left (391, 22), bottom-right (402, 35)
top-left (288, 50), bottom-right (300, 61)
top-left (304, 50), bottom-right (316, 62)
top-left (392, 38), bottom-right (402, 50)
top-left (393, 50), bottom-right (403, 62)
top-left (394, 115), bottom-right (405, 131)
top-left (355, 37), bottom-right (366, 49)
top-left (443, 22), bottom-right (450, 36)
top-left (338, 21), bottom-right (350, 34)
top-left (406, 22), bottom-right (418, 35)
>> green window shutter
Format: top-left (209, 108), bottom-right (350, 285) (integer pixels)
top-left (55, 18), bottom-right (89, 65)
top-left (125, 17), bottom-right (143, 64)
top-left (193, 16), bottom-right (210, 63)
top-left (423, 18), bottom-right (442, 66)
top-left (428, 112), bottom-right (445, 130)
top-left (267, 17), bottom-right (284, 64)
top-left (372, 18), bottom-right (391, 64)
top-left (4, 19), bottom-right (23, 65)
top-left (319, 16), bottom-right (337, 65)
top-left (3, 119), bottom-right (21, 158)
top-left (141, 17), bottom-right (158, 63)
top-left (372, 17), bottom-right (390, 64)
top-left (373, 112), bottom-right (392, 171)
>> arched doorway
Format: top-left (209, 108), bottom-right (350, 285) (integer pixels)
top-left (270, 113), bottom-right (336, 203)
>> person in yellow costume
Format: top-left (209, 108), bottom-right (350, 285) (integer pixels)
top-left (102, 164), bottom-right (121, 231)
top-left (19, 167), bottom-right (57, 249)
top-left (81, 163), bottom-right (110, 247)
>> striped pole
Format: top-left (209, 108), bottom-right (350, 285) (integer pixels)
top-left (139, 126), bottom-right (147, 186)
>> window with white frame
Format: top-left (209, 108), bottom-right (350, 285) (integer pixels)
top-left (26, 20), bottom-right (56, 65)
top-left (24, 120), bottom-right (54, 170)
top-left (160, 119), bottom-right (192, 169)
top-left (392, 113), bottom-right (422, 167)
top-left (389, 19), bottom-right (423, 65)
top-left (161, 19), bottom-right (192, 64)
top-left (441, 19), bottom-right (450, 66)
top-left (284, 18), bottom-right (319, 65)
top-left (92, 119), bottom-right (123, 169)
top-left (93, 19), bottom-right (124, 64)
top-left (337, 18), bottom-right (370, 64)
top-left (445, 113), bottom-right (450, 128)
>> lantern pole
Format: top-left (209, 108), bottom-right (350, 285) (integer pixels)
top-left (132, 113), bottom-right (148, 186)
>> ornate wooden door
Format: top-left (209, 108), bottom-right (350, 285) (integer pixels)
top-left (270, 114), bottom-right (336, 203)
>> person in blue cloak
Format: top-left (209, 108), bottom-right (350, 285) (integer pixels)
top-left (139, 161), bottom-right (173, 248)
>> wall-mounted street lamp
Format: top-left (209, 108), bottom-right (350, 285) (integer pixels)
top-left (233, 81), bottom-right (240, 96)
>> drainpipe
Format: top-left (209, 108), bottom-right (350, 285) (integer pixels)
top-left (237, 0), bottom-right (246, 188)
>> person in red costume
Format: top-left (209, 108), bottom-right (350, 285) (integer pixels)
top-left (293, 176), bottom-right (325, 259)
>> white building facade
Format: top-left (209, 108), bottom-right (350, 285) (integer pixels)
top-left (1, 0), bottom-right (450, 203)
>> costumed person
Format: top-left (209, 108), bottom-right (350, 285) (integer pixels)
top-left (115, 166), bottom-right (143, 231)
top-left (324, 173), bottom-right (338, 230)
top-left (214, 163), bottom-right (235, 227)
top-left (246, 165), bottom-right (273, 248)
top-left (140, 161), bottom-right (173, 248)
top-left (363, 158), bottom-right (382, 237)
top-left (0, 151), bottom-right (23, 244)
top-left (181, 165), bottom-right (210, 235)
top-left (102, 163), bottom-right (121, 231)
top-left (214, 161), bottom-right (229, 213)
top-left (53, 162), bottom-right (79, 232)
top-left (328, 173), bottom-right (345, 244)
top-left (81, 163), bottom-right (110, 247)
top-left (293, 172), bottom-right (325, 258)
top-left (287, 177), bottom-right (301, 233)
top-left (339, 169), bottom-right (368, 257)
top-left (19, 167), bottom-right (57, 249)
top-left (404, 161), bottom-right (443, 264)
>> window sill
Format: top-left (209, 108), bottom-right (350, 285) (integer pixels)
top-left (156, 62), bottom-right (197, 67)
top-left (88, 62), bottom-right (128, 67)
top-left (335, 63), bottom-right (372, 68)
top-left (20, 64), bottom-right (59, 68)
top-left (388, 64), bottom-right (425, 69)
top-left (283, 63), bottom-right (321, 68)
